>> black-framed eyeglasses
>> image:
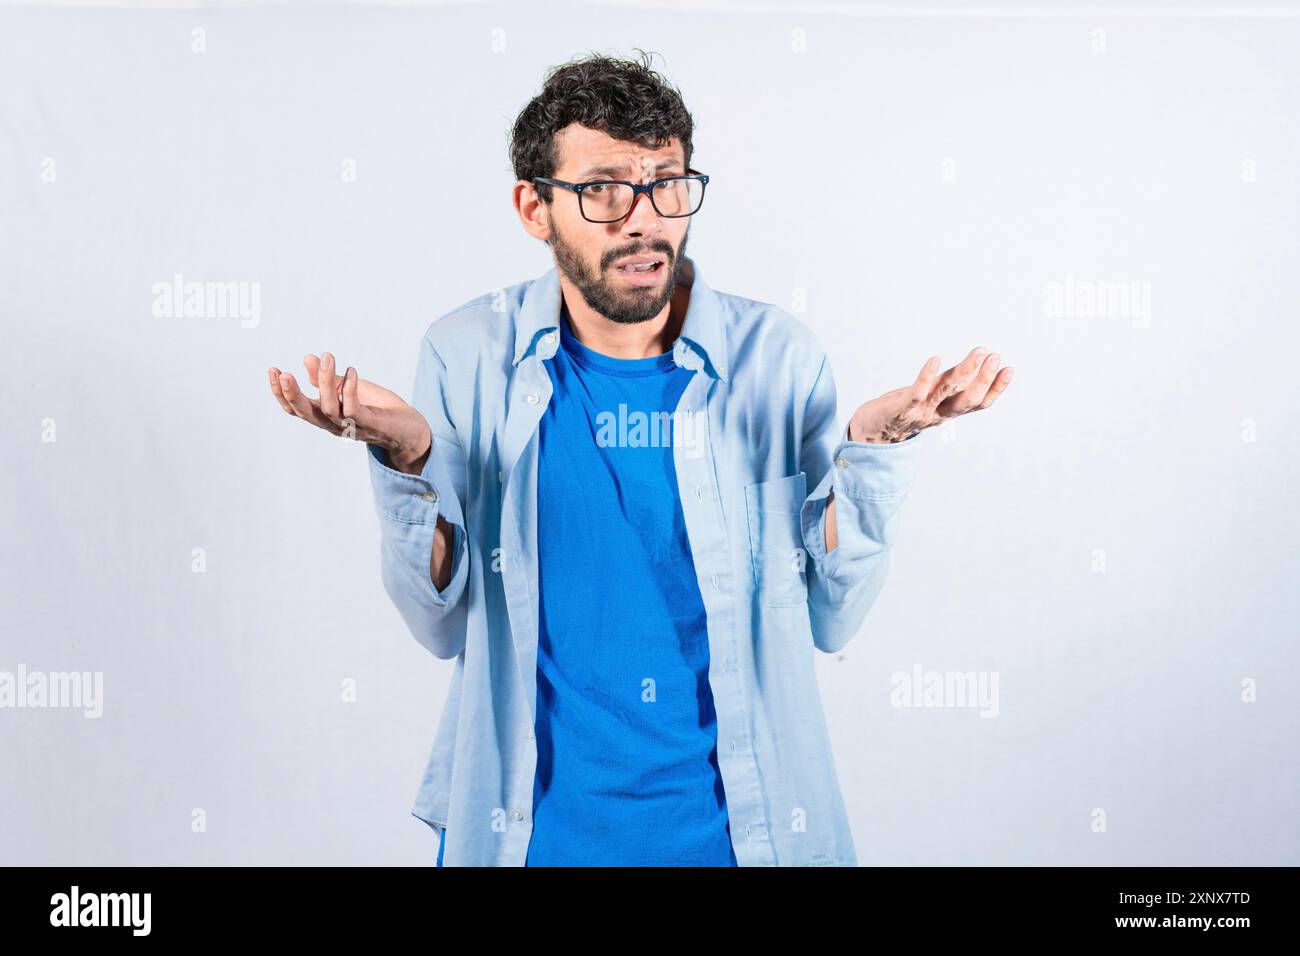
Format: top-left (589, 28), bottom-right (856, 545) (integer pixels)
top-left (533, 169), bottom-right (709, 223)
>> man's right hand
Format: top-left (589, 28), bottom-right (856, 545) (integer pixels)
top-left (267, 352), bottom-right (432, 475)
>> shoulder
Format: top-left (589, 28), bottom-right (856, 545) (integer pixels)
top-left (418, 277), bottom-right (533, 363)
top-left (715, 288), bottom-right (829, 386)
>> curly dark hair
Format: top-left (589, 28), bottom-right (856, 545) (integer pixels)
top-left (509, 50), bottom-right (695, 204)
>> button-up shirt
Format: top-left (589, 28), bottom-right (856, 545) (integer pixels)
top-left (366, 255), bottom-right (925, 866)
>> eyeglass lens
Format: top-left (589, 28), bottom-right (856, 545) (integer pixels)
top-left (581, 178), bottom-right (704, 221)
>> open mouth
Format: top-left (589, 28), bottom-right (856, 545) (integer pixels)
top-left (613, 257), bottom-right (666, 286)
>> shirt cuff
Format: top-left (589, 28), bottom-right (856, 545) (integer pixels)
top-left (800, 426), bottom-right (924, 570)
top-left (367, 441), bottom-right (467, 604)
top-left (831, 423), bottom-right (924, 500)
top-left (367, 441), bottom-right (455, 524)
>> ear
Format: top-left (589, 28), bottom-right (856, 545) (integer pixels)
top-left (514, 180), bottom-right (552, 241)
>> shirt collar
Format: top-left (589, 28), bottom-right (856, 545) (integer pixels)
top-left (511, 254), bottom-right (730, 382)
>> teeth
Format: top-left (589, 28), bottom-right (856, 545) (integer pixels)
top-left (621, 261), bottom-right (658, 272)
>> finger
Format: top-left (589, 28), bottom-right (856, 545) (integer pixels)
top-left (279, 371), bottom-right (341, 434)
top-left (319, 352), bottom-right (340, 421)
top-left (974, 366), bottom-right (1014, 409)
top-left (951, 346), bottom-right (987, 392)
top-left (954, 352), bottom-right (1002, 410)
top-left (930, 347), bottom-right (987, 405)
top-left (268, 367), bottom-right (294, 414)
top-left (911, 356), bottom-right (940, 404)
top-left (341, 366), bottom-right (362, 425)
top-left (301, 353), bottom-right (352, 413)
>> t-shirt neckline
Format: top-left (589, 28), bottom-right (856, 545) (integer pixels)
top-left (559, 310), bottom-right (678, 377)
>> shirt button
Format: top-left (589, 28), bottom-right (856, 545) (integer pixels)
top-left (525, 392), bottom-right (540, 405)
top-left (710, 573), bottom-right (719, 589)
top-left (835, 456), bottom-right (849, 469)
top-left (695, 485), bottom-right (703, 499)
top-left (542, 331), bottom-right (557, 345)
top-left (512, 809), bottom-right (523, 821)
top-left (414, 490), bottom-right (438, 502)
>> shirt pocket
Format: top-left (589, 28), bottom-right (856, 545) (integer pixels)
top-left (743, 471), bottom-right (809, 607)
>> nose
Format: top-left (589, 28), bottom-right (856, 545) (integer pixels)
top-left (620, 186), bottom-right (664, 235)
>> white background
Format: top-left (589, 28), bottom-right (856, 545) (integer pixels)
top-left (2, 0), bottom-right (1297, 864)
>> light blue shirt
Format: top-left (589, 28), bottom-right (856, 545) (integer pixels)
top-left (367, 255), bottom-right (925, 866)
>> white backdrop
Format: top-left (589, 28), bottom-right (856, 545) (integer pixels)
top-left (2, 0), bottom-right (1297, 865)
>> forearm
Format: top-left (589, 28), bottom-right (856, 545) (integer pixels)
top-left (825, 492), bottom-right (837, 553)
top-left (430, 518), bottom-right (453, 590)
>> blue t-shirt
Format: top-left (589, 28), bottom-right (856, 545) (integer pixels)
top-left (435, 311), bottom-right (737, 868)
top-left (522, 310), bottom-right (737, 867)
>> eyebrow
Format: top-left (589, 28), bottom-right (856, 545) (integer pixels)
top-left (575, 160), bottom-right (684, 180)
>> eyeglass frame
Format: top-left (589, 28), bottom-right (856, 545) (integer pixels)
top-left (531, 168), bottom-right (710, 223)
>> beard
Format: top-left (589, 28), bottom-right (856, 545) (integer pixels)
top-left (548, 217), bottom-right (689, 325)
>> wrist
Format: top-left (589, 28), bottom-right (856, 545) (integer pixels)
top-left (849, 417), bottom-right (919, 444)
top-left (848, 417), bottom-right (884, 443)
top-left (386, 430), bottom-right (431, 475)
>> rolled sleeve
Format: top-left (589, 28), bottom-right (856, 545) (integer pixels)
top-left (366, 335), bottom-right (471, 659)
top-left (798, 351), bottom-right (924, 653)
top-left (801, 423), bottom-right (923, 571)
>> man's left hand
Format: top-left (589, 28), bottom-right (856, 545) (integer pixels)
top-left (847, 346), bottom-right (1014, 443)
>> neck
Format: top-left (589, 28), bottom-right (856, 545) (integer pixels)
top-left (560, 271), bottom-right (692, 360)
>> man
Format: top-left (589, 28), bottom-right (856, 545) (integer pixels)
top-left (267, 53), bottom-right (1012, 867)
